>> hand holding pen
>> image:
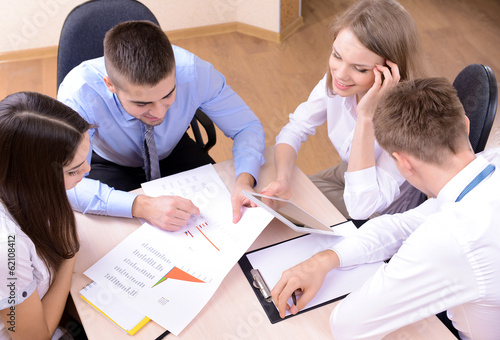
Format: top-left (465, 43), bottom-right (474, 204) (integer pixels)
top-left (270, 250), bottom-right (340, 318)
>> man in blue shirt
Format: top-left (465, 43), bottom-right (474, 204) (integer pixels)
top-left (58, 21), bottom-right (265, 230)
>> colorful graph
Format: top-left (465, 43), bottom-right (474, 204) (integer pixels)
top-left (152, 266), bottom-right (205, 287)
top-left (184, 221), bottom-right (220, 251)
top-left (157, 297), bottom-right (169, 306)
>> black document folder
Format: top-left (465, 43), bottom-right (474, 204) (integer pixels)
top-left (238, 224), bottom-right (384, 324)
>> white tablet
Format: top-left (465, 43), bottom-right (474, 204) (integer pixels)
top-left (243, 191), bottom-right (352, 236)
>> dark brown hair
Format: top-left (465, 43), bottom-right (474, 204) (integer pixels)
top-left (0, 92), bottom-right (90, 274)
top-left (326, 0), bottom-right (430, 94)
top-left (373, 78), bottom-right (470, 165)
top-left (104, 20), bottom-right (175, 88)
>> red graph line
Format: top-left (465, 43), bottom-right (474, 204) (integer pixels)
top-left (196, 226), bottom-right (220, 251)
top-left (185, 230), bottom-right (193, 237)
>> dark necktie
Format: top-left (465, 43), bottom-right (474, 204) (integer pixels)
top-left (143, 124), bottom-right (161, 181)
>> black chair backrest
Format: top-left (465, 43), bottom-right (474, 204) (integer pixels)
top-left (453, 64), bottom-right (498, 153)
top-left (57, 0), bottom-right (159, 89)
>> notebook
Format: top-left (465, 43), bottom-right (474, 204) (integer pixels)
top-left (80, 281), bottom-right (150, 335)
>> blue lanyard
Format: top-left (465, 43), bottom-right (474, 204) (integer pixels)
top-left (455, 164), bottom-right (495, 202)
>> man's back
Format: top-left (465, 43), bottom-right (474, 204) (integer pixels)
top-left (438, 148), bottom-right (500, 338)
top-left (329, 148), bottom-right (500, 339)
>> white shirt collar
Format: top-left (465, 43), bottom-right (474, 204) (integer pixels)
top-left (437, 155), bottom-right (491, 205)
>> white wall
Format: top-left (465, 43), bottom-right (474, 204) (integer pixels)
top-left (0, 0), bottom-right (280, 54)
top-left (148, 0), bottom-right (279, 32)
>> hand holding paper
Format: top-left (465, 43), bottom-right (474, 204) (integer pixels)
top-left (231, 172), bottom-right (257, 223)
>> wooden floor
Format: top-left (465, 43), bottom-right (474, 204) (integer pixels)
top-left (1, 0), bottom-right (499, 175)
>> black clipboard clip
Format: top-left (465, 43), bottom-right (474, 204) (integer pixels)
top-left (239, 235), bottom-right (350, 324)
top-left (250, 269), bottom-right (272, 302)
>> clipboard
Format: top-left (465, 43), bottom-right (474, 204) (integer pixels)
top-left (238, 223), bottom-right (384, 324)
top-left (239, 234), bottom-right (343, 323)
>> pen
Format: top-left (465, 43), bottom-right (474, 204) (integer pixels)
top-left (155, 330), bottom-right (170, 339)
top-left (292, 291), bottom-right (297, 306)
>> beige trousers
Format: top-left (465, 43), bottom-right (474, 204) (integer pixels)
top-left (309, 161), bottom-right (426, 220)
top-left (308, 161), bottom-right (351, 219)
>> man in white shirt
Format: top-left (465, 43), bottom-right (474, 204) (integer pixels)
top-left (270, 77), bottom-right (500, 339)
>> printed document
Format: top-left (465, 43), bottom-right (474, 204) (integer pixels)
top-left (84, 165), bottom-right (273, 335)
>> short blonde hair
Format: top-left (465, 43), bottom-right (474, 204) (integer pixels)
top-left (373, 78), bottom-right (471, 166)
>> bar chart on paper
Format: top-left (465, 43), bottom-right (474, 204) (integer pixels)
top-left (169, 210), bottom-right (255, 261)
top-left (90, 239), bottom-right (213, 295)
top-left (85, 165), bottom-right (274, 335)
top-left (84, 224), bottom-right (219, 335)
top-left (184, 220), bottom-right (220, 252)
top-left (142, 164), bottom-right (222, 210)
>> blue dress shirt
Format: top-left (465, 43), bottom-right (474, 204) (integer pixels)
top-left (58, 46), bottom-right (265, 218)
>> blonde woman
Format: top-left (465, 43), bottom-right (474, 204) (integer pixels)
top-left (263, 0), bottom-right (430, 219)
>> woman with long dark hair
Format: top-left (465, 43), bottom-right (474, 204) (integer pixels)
top-left (0, 92), bottom-right (91, 339)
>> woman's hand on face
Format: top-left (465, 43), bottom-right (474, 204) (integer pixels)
top-left (357, 60), bottom-right (400, 121)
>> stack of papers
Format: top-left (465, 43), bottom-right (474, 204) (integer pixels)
top-left (83, 165), bottom-right (274, 335)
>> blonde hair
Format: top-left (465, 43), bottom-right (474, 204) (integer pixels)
top-left (373, 78), bottom-right (471, 166)
top-left (326, 0), bottom-right (430, 95)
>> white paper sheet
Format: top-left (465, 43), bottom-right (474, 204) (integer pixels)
top-left (246, 224), bottom-right (384, 316)
top-left (84, 164), bottom-right (274, 335)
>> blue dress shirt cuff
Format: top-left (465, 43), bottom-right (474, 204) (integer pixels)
top-left (234, 158), bottom-right (262, 187)
top-left (106, 190), bottom-right (138, 218)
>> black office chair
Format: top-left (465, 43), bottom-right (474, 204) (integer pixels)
top-left (57, 0), bottom-right (216, 152)
top-left (453, 64), bottom-right (498, 153)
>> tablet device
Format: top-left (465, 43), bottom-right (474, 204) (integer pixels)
top-left (243, 191), bottom-right (349, 236)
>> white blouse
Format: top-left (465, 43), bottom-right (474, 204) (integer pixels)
top-left (0, 203), bottom-right (51, 339)
top-left (276, 75), bottom-right (423, 218)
